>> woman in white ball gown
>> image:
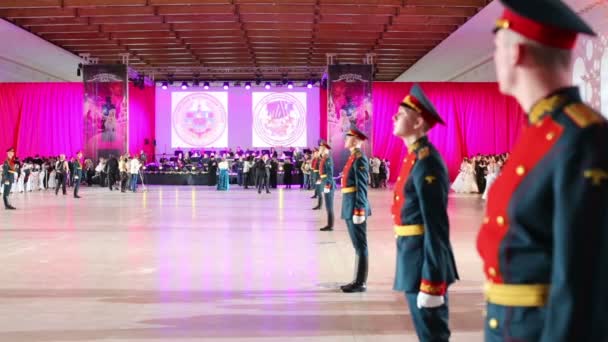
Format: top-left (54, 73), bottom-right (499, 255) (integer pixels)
top-left (482, 157), bottom-right (501, 200)
top-left (451, 158), bottom-right (479, 193)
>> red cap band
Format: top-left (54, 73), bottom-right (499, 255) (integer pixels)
top-left (497, 9), bottom-right (578, 50)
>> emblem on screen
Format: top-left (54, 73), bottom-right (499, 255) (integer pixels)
top-left (253, 93), bottom-right (306, 146)
top-left (172, 93), bottom-right (227, 147)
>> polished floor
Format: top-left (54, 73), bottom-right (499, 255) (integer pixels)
top-left (0, 185), bottom-right (486, 342)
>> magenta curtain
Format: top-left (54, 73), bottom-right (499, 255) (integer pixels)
top-left (0, 82), bottom-right (155, 158)
top-left (372, 82), bottom-right (527, 181)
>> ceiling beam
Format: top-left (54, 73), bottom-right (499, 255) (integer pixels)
top-left (0, 0), bottom-right (60, 9)
top-left (0, 7), bottom-right (76, 18)
top-left (63, 0), bottom-right (148, 7)
top-left (78, 6), bottom-right (155, 16)
top-left (157, 4), bottom-right (234, 15)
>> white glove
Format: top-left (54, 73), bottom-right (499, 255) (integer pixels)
top-left (316, 180), bottom-right (321, 185)
top-left (323, 187), bottom-right (330, 193)
top-left (352, 215), bottom-right (365, 224)
top-left (417, 292), bottom-right (444, 309)
top-left (4, 181), bottom-right (8, 185)
top-left (74, 176), bottom-right (79, 180)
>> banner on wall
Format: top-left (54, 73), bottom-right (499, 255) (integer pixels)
top-left (252, 92), bottom-right (308, 147)
top-left (571, 3), bottom-right (608, 116)
top-left (83, 64), bottom-right (128, 159)
top-left (327, 64), bottom-right (373, 175)
top-left (171, 92), bottom-right (229, 148)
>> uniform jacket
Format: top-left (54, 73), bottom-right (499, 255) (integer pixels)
top-left (477, 87), bottom-right (608, 341)
top-left (392, 136), bottom-right (459, 294)
top-left (341, 148), bottom-right (371, 219)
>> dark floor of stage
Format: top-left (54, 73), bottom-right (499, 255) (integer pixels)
top-left (0, 186), bottom-right (486, 341)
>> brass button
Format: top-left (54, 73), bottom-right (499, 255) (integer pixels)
top-left (483, 216), bottom-right (489, 224)
top-left (403, 158), bottom-right (407, 162)
top-left (397, 177), bottom-right (401, 181)
top-left (516, 166), bottom-right (525, 176)
top-left (395, 196), bottom-right (400, 201)
top-left (489, 318), bottom-right (499, 329)
top-left (391, 214), bottom-right (395, 219)
top-left (488, 267), bottom-right (497, 277)
top-left (546, 132), bottom-right (555, 141)
top-left (496, 216), bottom-right (505, 226)
top-left (411, 160), bottom-right (415, 165)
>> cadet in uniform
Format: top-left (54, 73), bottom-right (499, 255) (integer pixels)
top-left (340, 126), bottom-right (371, 293)
top-left (392, 84), bottom-right (459, 341)
top-left (73, 151), bottom-right (83, 199)
top-left (319, 141), bottom-right (335, 231)
top-left (478, 1), bottom-right (608, 341)
top-left (311, 149), bottom-right (323, 210)
top-left (2, 147), bottom-right (17, 210)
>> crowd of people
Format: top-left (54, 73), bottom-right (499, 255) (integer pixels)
top-left (450, 153), bottom-right (509, 199)
top-left (150, 146), bottom-right (392, 192)
top-left (0, 150), bottom-right (146, 209)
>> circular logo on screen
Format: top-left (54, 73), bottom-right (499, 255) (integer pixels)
top-left (253, 93), bottom-right (306, 146)
top-left (172, 93), bottom-right (227, 146)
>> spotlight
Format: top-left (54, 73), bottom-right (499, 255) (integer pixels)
top-left (203, 81), bottom-right (210, 90)
top-left (181, 81), bottom-right (188, 90)
top-left (307, 80), bottom-right (313, 89)
top-left (287, 81), bottom-right (294, 89)
top-left (245, 82), bottom-right (251, 90)
top-left (264, 82), bottom-right (271, 90)
top-left (223, 82), bottom-right (229, 90)
top-left (161, 81), bottom-right (168, 90)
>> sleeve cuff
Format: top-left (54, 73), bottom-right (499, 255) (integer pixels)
top-left (420, 279), bottom-right (447, 296)
top-left (353, 209), bottom-right (365, 216)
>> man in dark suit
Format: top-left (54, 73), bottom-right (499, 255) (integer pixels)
top-left (255, 154), bottom-right (271, 194)
top-left (106, 154), bottom-right (119, 191)
top-left (269, 157), bottom-right (278, 188)
top-left (207, 155), bottom-right (218, 186)
top-left (475, 155), bottom-right (487, 194)
top-left (283, 158), bottom-right (294, 189)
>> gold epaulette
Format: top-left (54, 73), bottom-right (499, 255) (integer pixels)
top-left (417, 147), bottom-right (430, 160)
top-left (564, 103), bottom-right (604, 128)
top-left (529, 94), bottom-right (567, 124)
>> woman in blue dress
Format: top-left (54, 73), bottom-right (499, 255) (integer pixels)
top-left (217, 157), bottom-right (229, 191)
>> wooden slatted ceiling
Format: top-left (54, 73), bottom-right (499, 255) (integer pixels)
top-left (0, 0), bottom-right (490, 81)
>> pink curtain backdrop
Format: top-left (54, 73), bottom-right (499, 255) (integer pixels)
top-left (372, 82), bottom-right (527, 181)
top-left (0, 81), bottom-right (523, 179)
top-left (0, 82), bottom-right (155, 159)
